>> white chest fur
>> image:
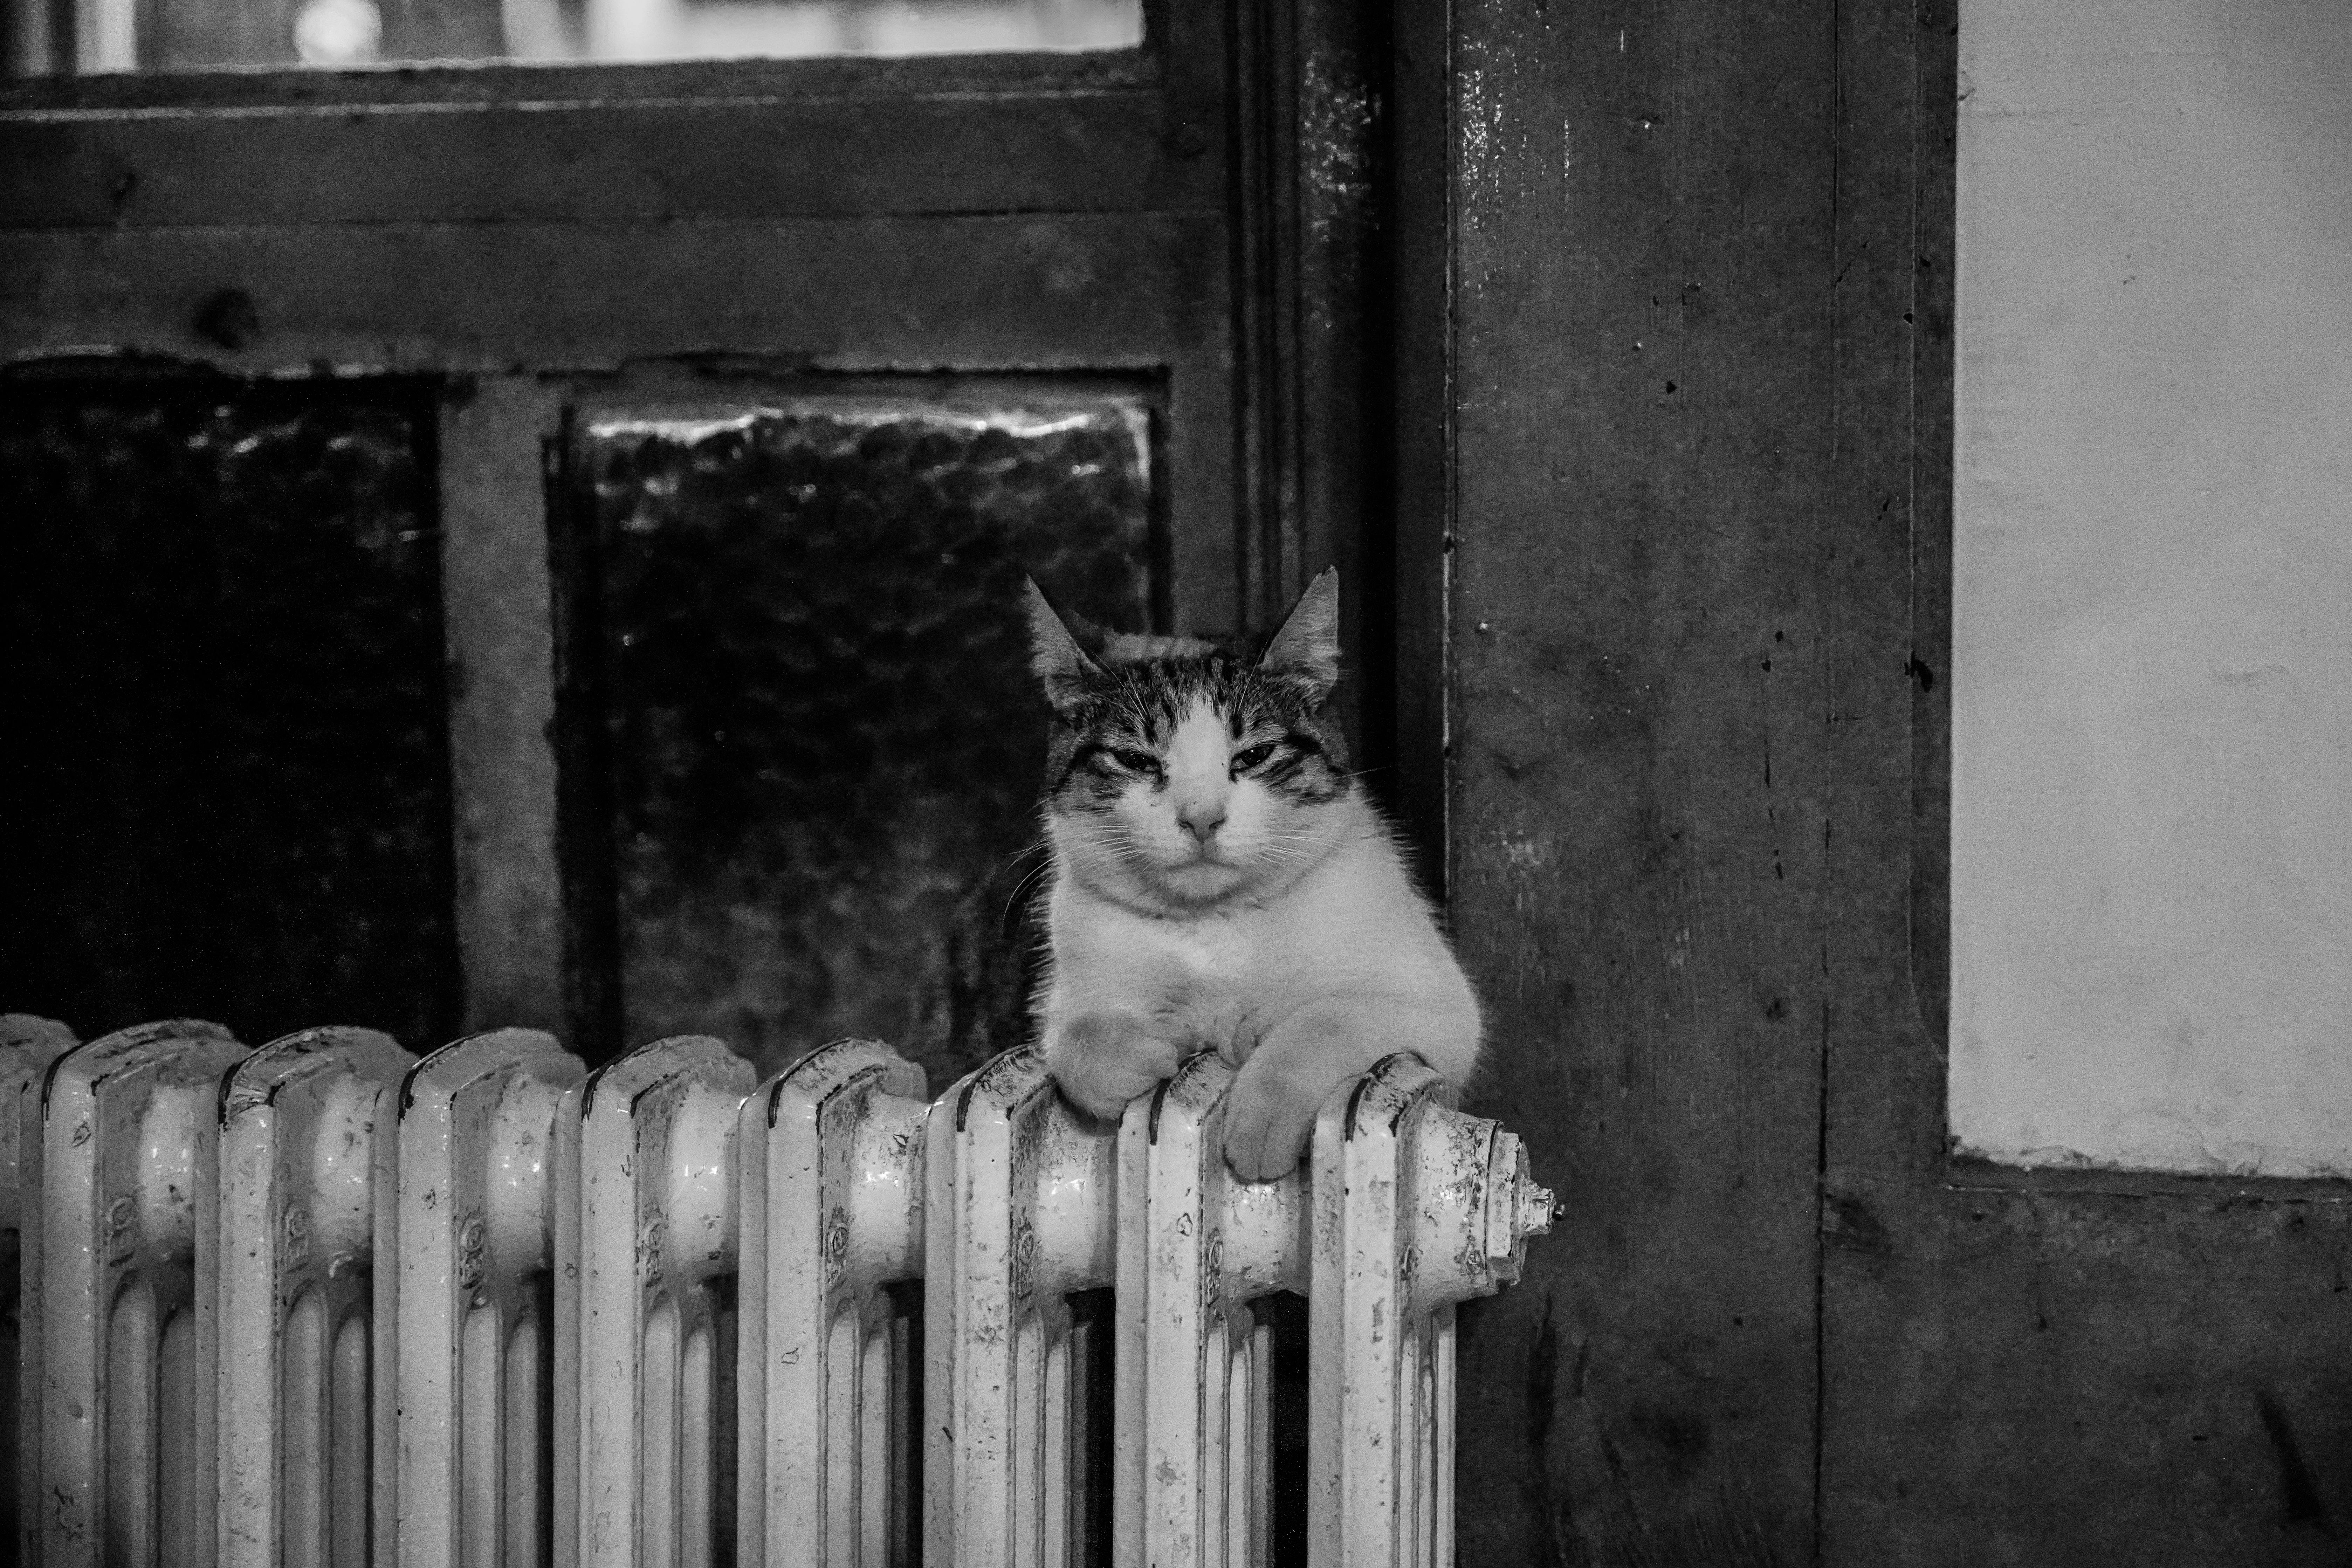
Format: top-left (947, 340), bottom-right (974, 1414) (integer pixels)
top-left (1044, 814), bottom-right (1469, 1043)
top-left (1049, 893), bottom-right (1268, 1043)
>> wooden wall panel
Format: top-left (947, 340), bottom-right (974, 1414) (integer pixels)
top-left (1443, 1), bottom-right (1838, 1560)
top-left (1436, 0), bottom-right (2352, 1555)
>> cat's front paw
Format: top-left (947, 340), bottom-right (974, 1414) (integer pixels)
top-left (1219, 1053), bottom-right (1339, 1182)
top-left (1044, 1011), bottom-right (1184, 1121)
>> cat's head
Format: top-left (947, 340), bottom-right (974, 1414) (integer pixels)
top-left (1025, 571), bottom-right (1355, 911)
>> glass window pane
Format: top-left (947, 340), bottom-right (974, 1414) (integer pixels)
top-left (5, 0), bottom-right (1140, 74)
top-left (0, 380), bottom-right (460, 1047)
top-left (564, 390), bottom-right (1155, 1084)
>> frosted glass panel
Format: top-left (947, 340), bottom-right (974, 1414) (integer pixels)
top-left (0, 380), bottom-right (458, 1047)
top-left (567, 391), bottom-right (1155, 1082)
top-left (1951, 0), bottom-right (2352, 1175)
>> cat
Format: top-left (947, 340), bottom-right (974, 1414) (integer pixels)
top-left (1024, 568), bottom-right (1483, 1180)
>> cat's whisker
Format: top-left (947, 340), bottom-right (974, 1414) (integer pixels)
top-left (1000, 858), bottom-right (1055, 932)
top-left (1001, 839), bottom-right (1052, 868)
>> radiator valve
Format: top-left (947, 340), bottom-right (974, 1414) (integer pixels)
top-left (1484, 1126), bottom-right (1556, 1281)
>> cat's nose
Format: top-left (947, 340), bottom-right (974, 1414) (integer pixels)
top-left (1178, 801), bottom-right (1226, 843)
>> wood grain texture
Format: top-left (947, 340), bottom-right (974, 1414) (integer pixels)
top-left (0, 213), bottom-right (1226, 371)
top-left (0, 91), bottom-right (1221, 231)
top-left (1233, 0), bottom-right (1389, 779)
top-left (1824, 1187), bottom-right (2352, 1567)
top-left (1443, 0), bottom-right (1837, 1560)
top-left (1289, 0), bottom-right (1389, 811)
top-left (1384, 0), bottom-right (1448, 872)
top-left (1433, 1), bottom-right (2352, 1557)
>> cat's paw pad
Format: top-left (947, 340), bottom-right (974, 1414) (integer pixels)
top-left (1219, 1062), bottom-right (1326, 1182)
top-left (1045, 1013), bottom-right (1184, 1121)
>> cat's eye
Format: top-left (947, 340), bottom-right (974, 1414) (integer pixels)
top-left (1230, 742), bottom-right (1278, 773)
top-left (1110, 748), bottom-right (1162, 775)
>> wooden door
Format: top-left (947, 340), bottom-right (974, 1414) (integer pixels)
top-left (0, 3), bottom-right (1388, 1093)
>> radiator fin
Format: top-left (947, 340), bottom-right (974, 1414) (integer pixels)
top-left (8, 1024), bottom-right (1553, 1568)
top-left (389, 1027), bottom-right (583, 1568)
top-left (736, 1038), bottom-right (928, 1568)
top-left (3, 1016), bottom-right (78, 1566)
top-left (214, 1027), bottom-right (414, 1568)
top-left (558, 1035), bottom-right (755, 1568)
top-left (23, 1020), bottom-right (246, 1568)
top-left (927, 1046), bottom-right (1117, 1568)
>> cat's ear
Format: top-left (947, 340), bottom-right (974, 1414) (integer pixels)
top-left (1024, 577), bottom-right (1103, 715)
top-left (1259, 567), bottom-right (1341, 700)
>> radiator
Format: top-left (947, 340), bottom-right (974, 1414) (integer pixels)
top-left (8, 1017), bottom-right (1553, 1568)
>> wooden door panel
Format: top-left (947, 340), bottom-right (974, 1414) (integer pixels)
top-left (0, 0), bottom-right (1298, 1070)
top-left (1825, 1183), bottom-right (2352, 1566)
top-left (1817, 4), bottom-right (2352, 1562)
top-left (1431, 1), bottom-right (2352, 1560)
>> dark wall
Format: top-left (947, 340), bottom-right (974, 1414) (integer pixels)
top-left (1425, 1), bottom-right (2352, 1564)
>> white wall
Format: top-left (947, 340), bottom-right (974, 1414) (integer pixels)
top-left (1952, 0), bottom-right (2352, 1174)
